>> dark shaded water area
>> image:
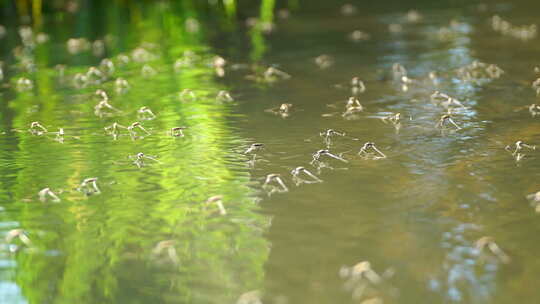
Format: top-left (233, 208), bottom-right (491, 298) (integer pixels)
top-left (1, 0), bottom-right (540, 303)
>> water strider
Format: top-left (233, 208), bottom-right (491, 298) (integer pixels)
top-left (436, 114), bottom-right (462, 130)
top-left (358, 142), bottom-right (387, 160)
top-left (127, 122), bottom-right (151, 140)
top-left (265, 103), bottom-right (294, 118)
top-left (262, 174), bottom-right (289, 195)
top-left (132, 152), bottom-right (160, 168)
top-left (28, 121), bottom-right (48, 135)
top-left (38, 188), bottom-right (61, 203)
top-left (505, 140), bottom-right (536, 161)
top-left (291, 166), bottom-right (322, 185)
top-left (169, 126), bottom-right (187, 137)
top-left (77, 177), bottom-right (101, 196)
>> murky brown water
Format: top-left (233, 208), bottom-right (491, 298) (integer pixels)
top-left (1, 1), bottom-right (540, 303)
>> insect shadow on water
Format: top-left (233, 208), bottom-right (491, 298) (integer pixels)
top-left (38, 187), bottom-right (61, 203)
top-left (505, 140), bottom-right (536, 161)
top-left (262, 174), bottom-right (289, 195)
top-left (77, 177), bottom-right (101, 196)
top-left (131, 152), bottom-right (161, 168)
top-left (358, 142), bottom-right (386, 160)
top-left (291, 166), bottom-right (322, 185)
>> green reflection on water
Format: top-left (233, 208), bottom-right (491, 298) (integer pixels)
top-left (1, 2), bottom-right (269, 303)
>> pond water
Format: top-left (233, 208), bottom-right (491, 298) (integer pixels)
top-left (1, 0), bottom-right (540, 303)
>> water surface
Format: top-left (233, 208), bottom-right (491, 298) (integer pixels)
top-left (1, 1), bottom-right (540, 303)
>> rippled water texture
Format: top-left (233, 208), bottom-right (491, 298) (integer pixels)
top-left (1, 0), bottom-right (540, 303)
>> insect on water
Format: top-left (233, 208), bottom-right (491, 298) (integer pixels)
top-left (244, 143), bottom-right (264, 165)
top-left (38, 187), bottom-right (61, 203)
top-left (127, 122), bottom-right (151, 140)
top-left (94, 99), bottom-right (121, 118)
top-left (132, 152), bottom-right (160, 168)
top-left (262, 174), bottom-right (289, 195)
top-left (311, 149), bottom-right (348, 172)
top-left (505, 140), bottom-right (536, 161)
top-left (265, 103), bottom-right (294, 118)
top-left (342, 97), bottom-right (364, 118)
top-left (291, 166), bottom-right (322, 185)
top-left (169, 127), bottom-right (187, 137)
top-left (312, 149), bottom-right (348, 163)
top-left (77, 177), bottom-right (101, 196)
top-left (358, 142), bottom-right (387, 160)
top-left (29, 121), bottom-right (48, 135)
top-left (320, 129), bottom-right (345, 147)
top-left (104, 122), bottom-right (127, 140)
top-left (435, 114), bottom-right (461, 130)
